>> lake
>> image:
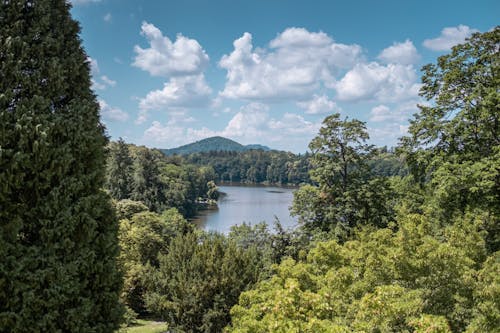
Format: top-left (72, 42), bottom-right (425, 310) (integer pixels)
top-left (193, 184), bottom-right (298, 234)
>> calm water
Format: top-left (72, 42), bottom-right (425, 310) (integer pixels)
top-left (193, 185), bottom-right (297, 234)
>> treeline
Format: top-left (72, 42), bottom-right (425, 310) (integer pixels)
top-left (2, 1), bottom-right (498, 331)
top-left (184, 150), bottom-right (311, 185)
top-left (182, 148), bottom-right (406, 186)
top-left (119, 28), bottom-right (499, 332)
top-left (105, 140), bottom-right (219, 217)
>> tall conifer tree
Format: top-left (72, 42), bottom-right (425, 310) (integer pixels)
top-left (0, 0), bottom-right (123, 331)
top-left (106, 138), bottom-right (133, 200)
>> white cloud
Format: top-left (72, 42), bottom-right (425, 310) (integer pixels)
top-left (423, 25), bottom-right (478, 51)
top-left (103, 13), bottom-right (112, 22)
top-left (87, 57), bottom-right (116, 90)
top-left (138, 74), bottom-right (212, 111)
top-left (219, 28), bottom-right (362, 101)
top-left (70, 0), bottom-right (101, 5)
top-left (101, 75), bottom-right (116, 87)
top-left (133, 22), bottom-right (209, 77)
top-left (334, 62), bottom-right (420, 103)
top-left (378, 39), bottom-right (420, 65)
top-left (368, 123), bottom-right (409, 147)
top-left (88, 57), bottom-right (99, 75)
top-left (296, 94), bottom-right (339, 114)
top-left (98, 99), bottom-right (129, 122)
top-left (370, 101), bottom-right (418, 122)
top-left (142, 102), bottom-right (321, 151)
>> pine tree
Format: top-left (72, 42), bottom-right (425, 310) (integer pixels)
top-left (0, 1), bottom-right (123, 331)
top-left (106, 138), bottom-right (133, 200)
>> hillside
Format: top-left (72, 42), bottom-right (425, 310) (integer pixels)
top-left (161, 136), bottom-right (270, 156)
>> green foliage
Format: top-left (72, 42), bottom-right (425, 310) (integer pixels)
top-left (228, 214), bottom-right (493, 332)
top-left (132, 148), bottom-right (167, 213)
top-left (144, 232), bottom-right (262, 333)
top-left (184, 149), bottom-right (311, 185)
top-left (399, 27), bottom-right (500, 252)
top-left (105, 142), bottom-right (218, 217)
top-left (118, 205), bottom-right (191, 314)
top-left (0, 1), bottom-right (122, 331)
top-left (106, 138), bottom-right (134, 200)
top-left (292, 114), bottom-right (394, 239)
top-left (466, 252), bottom-right (500, 332)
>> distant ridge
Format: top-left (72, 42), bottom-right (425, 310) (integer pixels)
top-left (160, 136), bottom-right (271, 156)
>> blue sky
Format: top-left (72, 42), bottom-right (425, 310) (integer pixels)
top-left (70, 0), bottom-right (498, 153)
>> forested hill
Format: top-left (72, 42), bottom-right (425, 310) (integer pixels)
top-left (161, 136), bottom-right (270, 156)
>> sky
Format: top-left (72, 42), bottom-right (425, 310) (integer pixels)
top-left (70, 0), bottom-right (498, 153)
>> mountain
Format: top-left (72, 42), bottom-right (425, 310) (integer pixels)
top-left (160, 136), bottom-right (271, 156)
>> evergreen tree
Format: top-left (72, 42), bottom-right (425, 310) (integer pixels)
top-left (131, 148), bottom-right (165, 212)
top-left (0, 1), bottom-right (123, 331)
top-left (106, 138), bottom-right (133, 200)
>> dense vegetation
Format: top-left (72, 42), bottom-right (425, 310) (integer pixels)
top-left (1, 1), bottom-right (498, 332)
top-left (184, 150), bottom-right (312, 185)
top-left (106, 139), bottom-right (219, 217)
top-left (227, 27), bottom-right (500, 332)
top-left (179, 143), bottom-right (405, 186)
top-left (0, 1), bottom-right (122, 331)
top-left (161, 136), bottom-right (270, 156)
top-left (115, 28), bottom-right (498, 333)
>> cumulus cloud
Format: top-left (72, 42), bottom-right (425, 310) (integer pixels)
top-left (87, 57), bottom-right (116, 90)
top-left (370, 101), bottom-right (418, 123)
top-left (219, 28), bottom-right (362, 101)
top-left (99, 99), bottom-right (129, 122)
top-left (296, 94), bottom-right (339, 114)
top-left (101, 75), bottom-right (116, 87)
top-left (137, 74), bottom-right (212, 123)
top-left (423, 25), bottom-right (478, 51)
top-left (133, 22), bottom-right (209, 77)
top-left (138, 74), bottom-right (212, 110)
top-left (143, 102), bottom-right (321, 151)
top-left (368, 123), bottom-right (409, 147)
top-left (334, 62), bottom-right (420, 103)
top-left (378, 39), bottom-right (420, 65)
top-left (70, 0), bottom-right (101, 5)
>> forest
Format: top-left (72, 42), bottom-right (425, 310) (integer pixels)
top-left (0, 1), bottom-right (498, 333)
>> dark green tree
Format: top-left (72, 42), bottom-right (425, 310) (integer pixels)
top-left (144, 232), bottom-right (262, 333)
top-left (131, 148), bottom-right (166, 212)
top-left (106, 138), bottom-right (133, 200)
top-left (0, 0), bottom-right (123, 331)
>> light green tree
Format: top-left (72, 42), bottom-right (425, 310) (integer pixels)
top-left (292, 113), bottom-right (392, 239)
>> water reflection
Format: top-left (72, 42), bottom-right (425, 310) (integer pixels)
top-left (193, 184), bottom-right (297, 234)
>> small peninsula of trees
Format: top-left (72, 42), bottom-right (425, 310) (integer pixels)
top-left (106, 139), bottom-right (219, 217)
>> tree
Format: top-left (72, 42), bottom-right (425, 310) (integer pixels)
top-left (144, 232), bottom-right (262, 333)
top-left (106, 138), bottom-right (133, 200)
top-left (399, 28), bottom-right (500, 251)
top-left (403, 27), bottom-right (499, 164)
top-left (0, 1), bottom-right (122, 331)
top-left (228, 214), bottom-right (489, 333)
top-left (118, 207), bottom-right (191, 314)
top-left (292, 113), bottom-right (392, 239)
top-left (131, 148), bottom-right (166, 212)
